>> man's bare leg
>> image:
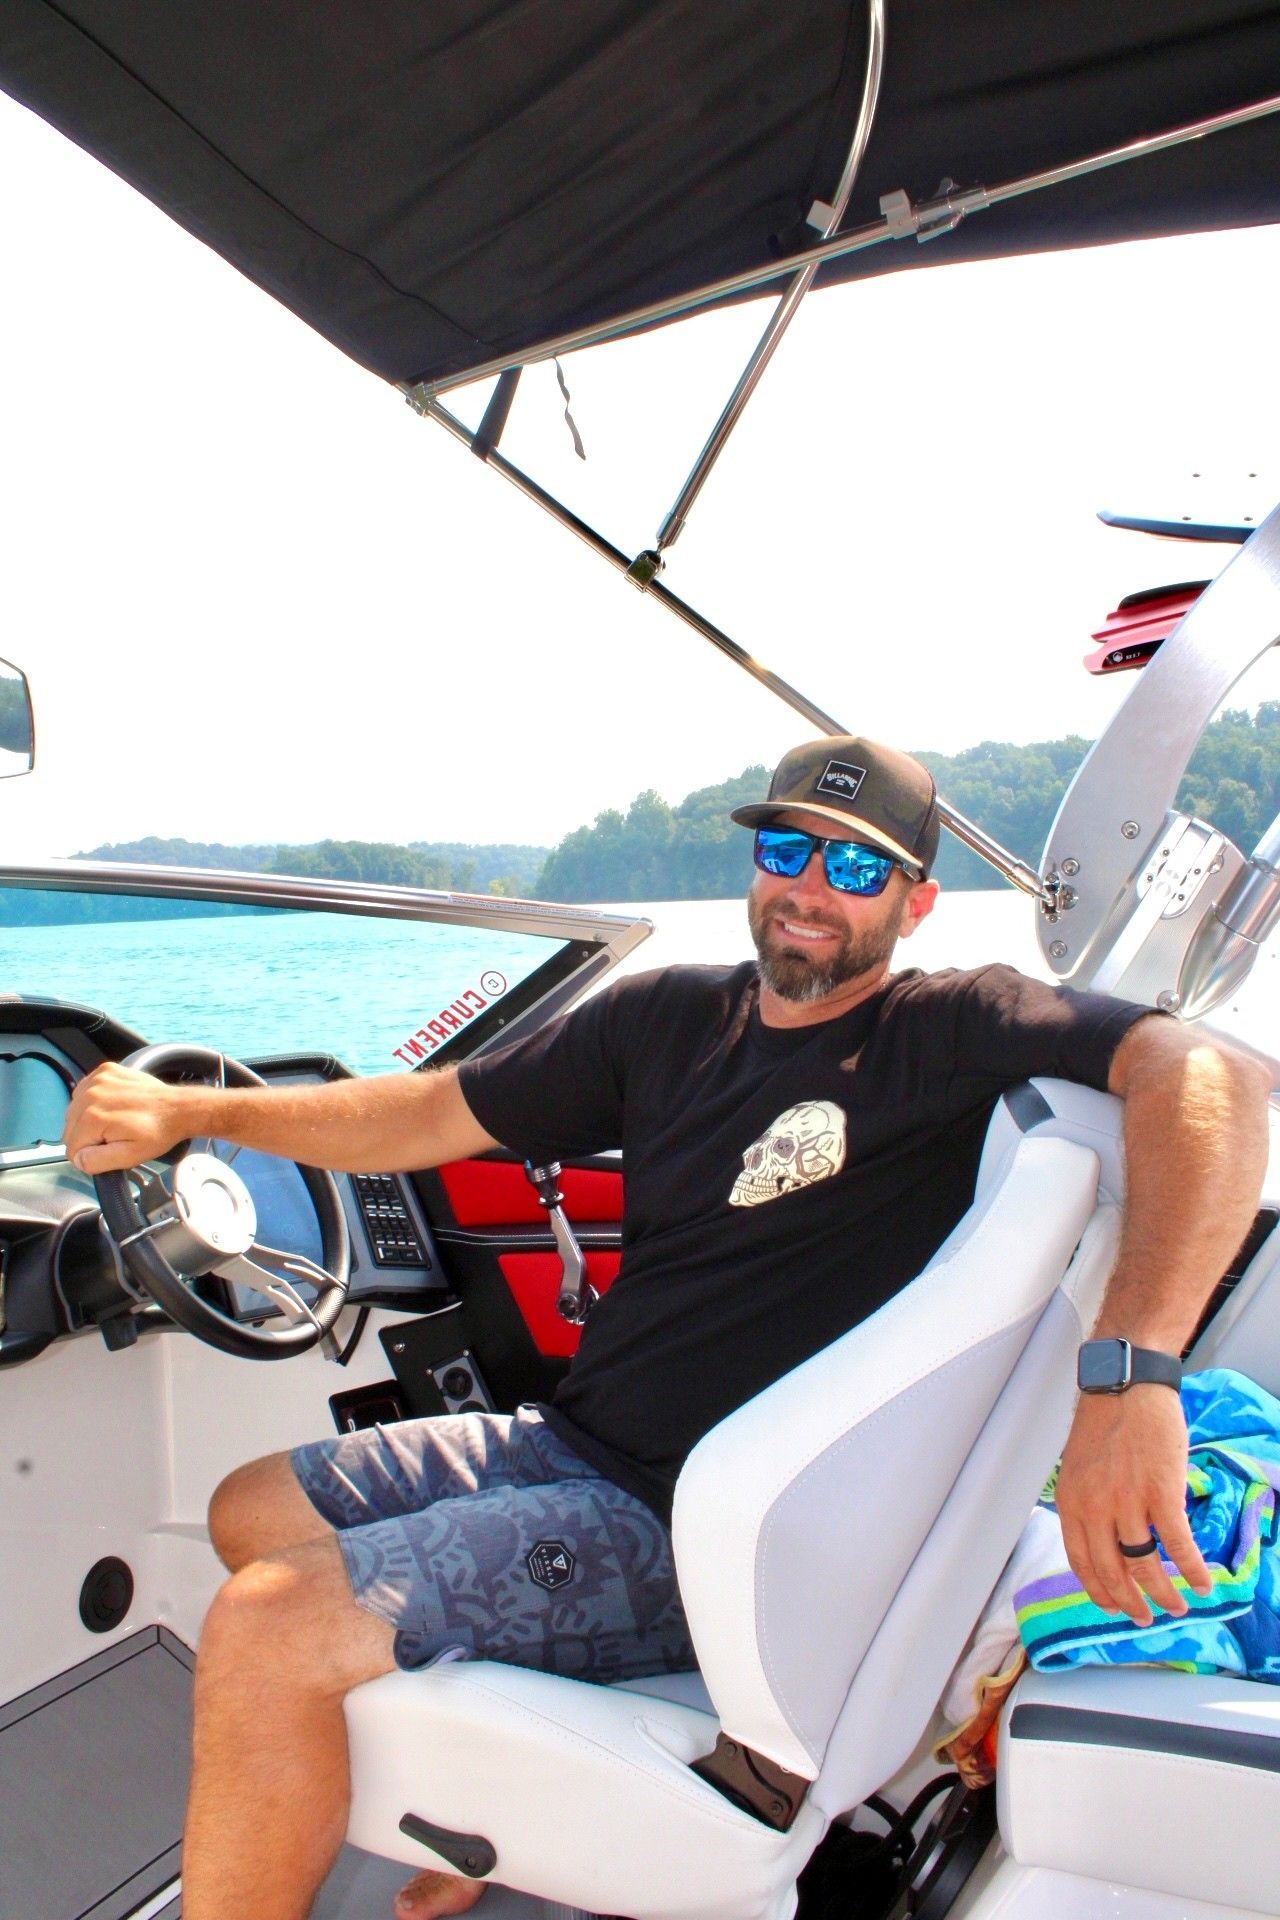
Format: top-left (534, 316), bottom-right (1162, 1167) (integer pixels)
top-left (202, 1459), bottom-right (487, 1912)
top-left (185, 1534), bottom-right (397, 1920)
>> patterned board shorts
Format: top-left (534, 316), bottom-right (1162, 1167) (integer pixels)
top-left (291, 1406), bottom-right (695, 1682)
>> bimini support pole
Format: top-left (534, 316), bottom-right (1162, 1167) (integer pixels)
top-left (652, 0), bottom-right (887, 556)
top-left (420, 393), bottom-right (1052, 903)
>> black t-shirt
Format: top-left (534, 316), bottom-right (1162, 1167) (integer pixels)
top-left (458, 962), bottom-right (1150, 1520)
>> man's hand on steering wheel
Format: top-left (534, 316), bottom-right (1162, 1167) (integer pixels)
top-left (68, 1046), bottom-right (351, 1359)
top-left (65, 1060), bottom-right (203, 1172)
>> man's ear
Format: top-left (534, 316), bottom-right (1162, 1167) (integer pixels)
top-left (897, 876), bottom-right (940, 940)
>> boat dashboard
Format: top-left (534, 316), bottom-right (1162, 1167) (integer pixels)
top-left (0, 998), bottom-right (448, 1366)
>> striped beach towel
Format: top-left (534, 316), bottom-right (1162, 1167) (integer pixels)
top-left (1016, 1368), bottom-right (1280, 1681)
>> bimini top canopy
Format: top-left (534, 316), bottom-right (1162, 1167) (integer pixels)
top-left (3, 1), bottom-right (1280, 389)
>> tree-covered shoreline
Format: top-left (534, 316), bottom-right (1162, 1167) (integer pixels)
top-left (73, 837), bottom-right (548, 898)
top-left (64, 705), bottom-right (1280, 906)
top-left (536, 705), bottom-right (1280, 899)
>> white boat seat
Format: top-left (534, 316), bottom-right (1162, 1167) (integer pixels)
top-left (344, 1080), bottom-right (1122, 1920)
top-left (998, 1664), bottom-right (1280, 1914)
top-left (613, 1668), bottom-right (716, 1712)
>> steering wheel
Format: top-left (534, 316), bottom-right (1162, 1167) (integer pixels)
top-left (93, 1044), bottom-right (351, 1360)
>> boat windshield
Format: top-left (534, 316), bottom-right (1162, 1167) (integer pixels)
top-left (0, 882), bottom-right (585, 1076)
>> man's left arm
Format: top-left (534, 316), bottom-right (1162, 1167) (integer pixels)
top-left (1054, 1015), bottom-right (1273, 1625)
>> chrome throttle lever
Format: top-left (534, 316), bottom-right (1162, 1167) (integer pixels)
top-left (523, 1160), bottom-right (596, 1326)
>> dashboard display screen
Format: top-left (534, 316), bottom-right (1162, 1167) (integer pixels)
top-left (229, 1146), bottom-right (325, 1267)
top-left (0, 1053), bottom-right (70, 1150)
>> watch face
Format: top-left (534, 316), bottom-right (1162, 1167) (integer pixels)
top-left (1078, 1339), bottom-right (1128, 1392)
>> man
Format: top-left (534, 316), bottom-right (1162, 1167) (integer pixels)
top-left (64, 734), bottom-right (1272, 1920)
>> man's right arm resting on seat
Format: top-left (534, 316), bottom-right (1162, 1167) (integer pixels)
top-left (62, 1059), bottom-right (498, 1175)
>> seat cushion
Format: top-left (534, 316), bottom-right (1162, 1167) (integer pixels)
top-left (613, 1669), bottom-right (715, 1713)
top-left (998, 1665), bottom-right (1280, 1912)
top-left (345, 1660), bottom-right (824, 1920)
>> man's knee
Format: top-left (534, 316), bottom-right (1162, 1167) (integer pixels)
top-left (199, 1555), bottom-right (309, 1681)
top-left (208, 1457), bottom-right (271, 1570)
top-left (207, 1451), bottom-right (320, 1571)
top-left (197, 1539), bottom-right (395, 1704)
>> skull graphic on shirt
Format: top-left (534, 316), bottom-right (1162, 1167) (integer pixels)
top-left (729, 1100), bottom-right (847, 1207)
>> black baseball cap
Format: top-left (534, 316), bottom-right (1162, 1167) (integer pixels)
top-left (731, 734), bottom-right (940, 877)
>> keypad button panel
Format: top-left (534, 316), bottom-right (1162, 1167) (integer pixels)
top-left (352, 1172), bottom-right (431, 1268)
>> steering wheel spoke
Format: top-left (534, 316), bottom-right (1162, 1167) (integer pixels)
top-left (214, 1253), bottom-right (328, 1334)
top-left (216, 1239), bottom-right (344, 1297)
top-left (196, 1135), bottom-right (246, 1167)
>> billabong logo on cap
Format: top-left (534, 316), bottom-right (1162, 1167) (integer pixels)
top-left (815, 759), bottom-right (866, 802)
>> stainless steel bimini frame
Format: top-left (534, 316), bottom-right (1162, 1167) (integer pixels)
top-left (653, 0), bottom-right (887, 559)
top-left (404, 18), bottom-right (1280, 903)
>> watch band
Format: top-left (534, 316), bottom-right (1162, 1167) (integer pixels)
top-left (1077, 1337), bottom-right (1182, 1394)
top-left (1127, 1345), bottom-right (1183, 1390)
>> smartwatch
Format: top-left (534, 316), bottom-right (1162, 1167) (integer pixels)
top-left (1077, 1337), bottom-right (1182, 1395)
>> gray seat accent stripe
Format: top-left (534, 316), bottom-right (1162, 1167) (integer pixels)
top-left (1002, 1084), bottom-right (1055, 1132)
top-left (1009, 1703), bottom-right (1280, 1774)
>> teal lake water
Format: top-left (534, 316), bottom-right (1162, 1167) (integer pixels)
top-left (0, 909), bottom-right (562, 1077)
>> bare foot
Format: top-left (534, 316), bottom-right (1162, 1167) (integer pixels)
top-left (394, 1868), bottom-right (487, 1919)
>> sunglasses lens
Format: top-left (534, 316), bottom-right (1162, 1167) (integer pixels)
top-left (824, 842), bottom-right (895, 895)
top-left (754, 829), bottom-right (812, 877)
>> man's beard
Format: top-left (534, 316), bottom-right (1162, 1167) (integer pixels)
top-left (747, 886), bottom-right (900, 1003)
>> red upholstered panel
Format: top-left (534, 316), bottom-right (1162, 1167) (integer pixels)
top-left (497, 1252), bottom-right (622, 1358)
top-left (439, 1159), bottom-right (623, 1226)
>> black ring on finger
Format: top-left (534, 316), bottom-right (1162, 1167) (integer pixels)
top-left (1118, 1536), bottom-right (1159, 1559)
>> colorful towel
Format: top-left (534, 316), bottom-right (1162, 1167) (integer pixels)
top-left (1016, 1368), bottom-right (1280, 1682)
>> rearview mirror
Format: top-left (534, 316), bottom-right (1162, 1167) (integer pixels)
top-left (0, 659), bottom-right (34, 775)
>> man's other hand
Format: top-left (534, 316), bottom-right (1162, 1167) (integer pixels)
top-left (1055, 1386), bottom-right (1212, 1626)
top-left (64, 1061), bottom-right (196, 1174)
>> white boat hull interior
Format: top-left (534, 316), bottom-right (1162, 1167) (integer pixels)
top-left (0, 1306), bottom-right (462, 1918)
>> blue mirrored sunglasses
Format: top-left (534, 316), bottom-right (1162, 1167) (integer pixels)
top-left (753, 826), bottom-right (901, 896)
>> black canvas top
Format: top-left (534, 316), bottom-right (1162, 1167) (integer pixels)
top-left (3, 2), bottom-right (1279, 386)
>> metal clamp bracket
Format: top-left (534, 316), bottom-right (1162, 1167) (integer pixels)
top-left (1086, 814), bottom-right (1240, 1007)
top-left (1177, 810), bottom-right (1280, 1018)
top-left (879, 178), bottom-right (990, 243)
top-left (625, 549), bottom-right (664, 589)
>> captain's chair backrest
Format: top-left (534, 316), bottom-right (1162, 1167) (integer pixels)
top-left (672, 1079), bottom-right (1122, 1822)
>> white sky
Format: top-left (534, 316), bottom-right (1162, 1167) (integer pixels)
top-left (1, 88), bottom-right (1278, 859)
